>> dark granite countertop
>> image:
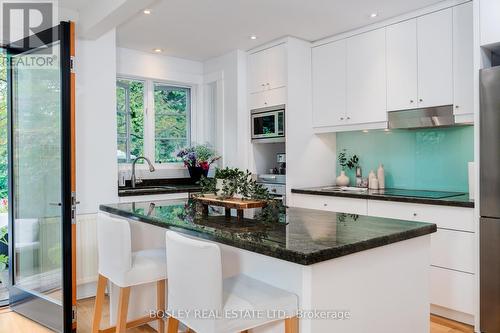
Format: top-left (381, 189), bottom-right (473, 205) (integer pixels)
top-left (118, 178), bottom-right (201, 197)
top-left (100, 198), bottom-right (436, 265)
top-left (291, 186), bottom-right (474, 208)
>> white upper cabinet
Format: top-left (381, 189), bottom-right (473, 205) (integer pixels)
top-left (265, 44), bottom-right (287, 90)
top-left (480, 0), bottom-right (500, 46)
top-left (417, 8), bottom-right (453, 108)
top-left (453, 2), bottom-right (474, 119)
top-left (312, 40), bottom-right (347, 127)
top-left (248, 50), bottom-right (268, 94)
top-left (346, 28), bottom-right (387, 124)
top-left (248, 43), bottom-right (287, 94)
top-left (386, 19), bottom-right (418, 111)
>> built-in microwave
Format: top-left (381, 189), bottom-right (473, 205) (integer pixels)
top-left (251, 104), bottom-right (285, 143)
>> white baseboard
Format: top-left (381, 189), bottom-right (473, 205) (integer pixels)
top-left (431, 304), bottom-right (475, 326)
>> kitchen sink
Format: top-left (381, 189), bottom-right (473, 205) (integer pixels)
top-left (119, 185), bottom-right (178, 193)
top-left (320, 186), bottom-right (368, 192)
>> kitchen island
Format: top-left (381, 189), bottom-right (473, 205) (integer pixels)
top-left (99, 199), bottom-right (436, 333)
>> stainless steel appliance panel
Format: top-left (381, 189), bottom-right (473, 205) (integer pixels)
top-left (480, 217), bottom-right (500, 332)
top-left (480, 67), bottom-right (500, 218)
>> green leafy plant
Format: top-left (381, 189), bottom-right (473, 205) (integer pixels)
top-left (199, 168), bottom-right (285, 223)
top-left (0, 226), bottom-right (7, 247)
top-left (0, 254), bottom-right (7, 272)
top-left (338, 149), bottom-right (359, 171)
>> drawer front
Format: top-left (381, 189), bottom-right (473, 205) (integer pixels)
top-left (265, 87), bottom-right (287, 107)
top-left (291, 194), bottom-right (367, 215)
top-left (430, 266), bottom-right (475, 315)
top-left (367, 200), bottom-right (474, 231)
top-left (431, 229), bottom-right (475, 273)
top-left (249, 92), bottom-right (265, 110)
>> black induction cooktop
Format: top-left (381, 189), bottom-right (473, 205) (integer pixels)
top-left (372, 188), bottom-right (465, 199)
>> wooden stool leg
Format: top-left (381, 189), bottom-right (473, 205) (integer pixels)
top-left (157, 279), bottom-right (166, 333)
top-left (92, 274), bottom-right (108, 333)
top-left (237, 209), bottom-right (244, 221)
top-left (116, 286), bottom-right (131, 333)
top-left (167, 317), bottom-right (179, 333)
top-left (285, 316), bottom-right (298, 333)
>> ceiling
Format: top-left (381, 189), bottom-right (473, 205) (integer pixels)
top-left (114, 0), bottom-right (445, 61)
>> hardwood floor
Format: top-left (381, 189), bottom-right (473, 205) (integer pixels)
top-left (0, 299), bottom-right (474, 333)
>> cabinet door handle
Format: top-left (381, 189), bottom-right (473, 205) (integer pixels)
top-left (346, 116), bottom-right (351, 120)
top-left (413, 213), bottom-right (418, 217)
top-left (419, 98), bottom-right (423, 102)
top-left (340, 117), bottom-right (344, 120)
top-left (455, 105), bottom-right (459, 109)
top-left (410, 100), bottom-right (414, 103)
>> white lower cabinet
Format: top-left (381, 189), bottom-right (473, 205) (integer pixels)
top-left (291, 193), bottom-right (476, 320)
top-left (366, 200), bottom-right (474, 232)
top-left (431, 229), bottom-right (475, 274)
top-left (430, 266), bottom-right (475, 315)
top-left (291, 194), bottom-right (367, 215)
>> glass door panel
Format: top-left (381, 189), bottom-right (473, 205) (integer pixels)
top-left (12, 43), bottom-right (62, 302)
top-left (7, 22), bottom-right (74, 333)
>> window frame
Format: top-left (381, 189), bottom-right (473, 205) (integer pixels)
top-left (116, 75), bottom-right (195, 169)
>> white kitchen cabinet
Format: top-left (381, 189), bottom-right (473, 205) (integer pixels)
top-left (248, 43), bottom-right (287, 94)
top-left (312, 40), bottom-right (347, 127)
top-left (453, 2), bottom-right (474, 120)
top-left (430, 266), bottom-right (475, 315)
top-left (431, 229), bottom-right (475, 274)
top-left (417, 8), bottom-right (453, 108)
top-left (291, 194), bottom-right (367, 215)
top-left (480, 0), bottom-right (500, 47)
top-left (346, 28), bottom-right (387, 124)
top-left (265, 43), bottom-right (287, 90)
top-left (249, 87), bottom-right (286, 109)
top-left (366, 200), bottom-right (474, 232)
top-left (386, 19), bottom-right (418, 111)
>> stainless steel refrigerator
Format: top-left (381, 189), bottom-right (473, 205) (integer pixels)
top-left (479, 66), bottom-right (500, 333)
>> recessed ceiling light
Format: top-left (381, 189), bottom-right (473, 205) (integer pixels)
top-left (249, 35), bottom-right (258, 40)
top-left (143, 9), bottom-right (151, 14)
top-left (370, 12), bottom-right (378, 18)
top-left (362, 130), bottom-right (369, 133)
top-left (153, 48), bottom-right (163, 53)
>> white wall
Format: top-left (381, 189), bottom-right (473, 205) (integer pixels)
top-left (203, 50), bottom-right (248, 169)
top-left (76, 29), bottom-right (119, 215)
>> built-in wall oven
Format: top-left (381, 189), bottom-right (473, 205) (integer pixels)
top-left (251, 104), bottom-right (285, 143)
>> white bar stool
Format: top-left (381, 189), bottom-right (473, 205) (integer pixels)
top-left (165, 231), bottom-right (299, 333)
top-left (93, 212), bottom-right (167, 333)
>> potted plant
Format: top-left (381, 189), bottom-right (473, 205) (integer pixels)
top-left (214, 168), bottom-right (241, 197)
top-left (177, 144), bottom-right (221, 182)
top-left (337, 149), bottom-right (359, 186)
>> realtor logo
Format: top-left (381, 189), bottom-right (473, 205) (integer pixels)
top-left (2, 1), bottom-right (54, 52)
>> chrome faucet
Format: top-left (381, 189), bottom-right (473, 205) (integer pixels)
top-left (131, 156), bottom-right (156, 188)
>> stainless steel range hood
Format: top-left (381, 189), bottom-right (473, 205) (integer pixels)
top-left (388, 105), bottom-right (458, 129)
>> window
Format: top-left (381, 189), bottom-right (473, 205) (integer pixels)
top-left (154, 84), bottom-right (190, 163)
top-left (116, 79), bottom-right (144, 163)
top-left (116, 78), bottom-right (192, 165)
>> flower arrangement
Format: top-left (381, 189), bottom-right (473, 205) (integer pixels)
top-left (176, 144), bottom-right (220, 171)
top-left (338, 149), bottom-right (359, 171)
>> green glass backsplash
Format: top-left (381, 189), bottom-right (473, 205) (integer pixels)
top-left (336, 126), bottom-right (474, 192)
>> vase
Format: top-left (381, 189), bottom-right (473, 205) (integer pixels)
top-left (188, 166), bottom-right (209, 183)
top-left (336, 171), bottom-right (350, 186)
